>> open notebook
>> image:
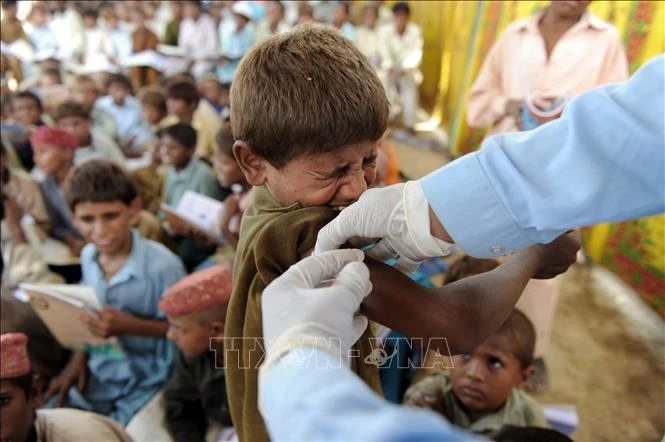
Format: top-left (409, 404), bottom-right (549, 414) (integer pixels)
top-left (16, 283), bottom-right (125, 359)
top-left (161, 190), bottom-right (225, 243)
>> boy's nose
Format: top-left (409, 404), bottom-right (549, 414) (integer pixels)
top-left (339, 170), bottom-right (368, 203)
top-left (166, 327), bottom-right (176, 341)
top-left (465, 359), bottom-right (486, 382)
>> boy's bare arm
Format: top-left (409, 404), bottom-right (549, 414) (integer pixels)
top-left (363, 233), bottom-right (578, 354)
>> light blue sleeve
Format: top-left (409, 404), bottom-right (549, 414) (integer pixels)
top-left (260, 348), bottom-right (485, 442)
top-left (422, 55), bottom-right (665, 258)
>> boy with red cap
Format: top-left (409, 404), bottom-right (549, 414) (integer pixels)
top-left (158, 265), bottom-right (234, 442)
top-left (30, 126), bottom-right (86, 257)
top-left (0, 332), bottom-right (132, 442)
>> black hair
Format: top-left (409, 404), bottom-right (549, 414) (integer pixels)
top-left (12, 91), bottom-right (43, 112)
top-left (161, 123), bottom-right (197, 150)
top-left (4, 373), bottom-right (34, 398)
top-left (392, 2), bottom-right (410, 15)
top-left (106, 74), bottom-right (133, 94)
top-left (65, 159), bottom-right (138, 210)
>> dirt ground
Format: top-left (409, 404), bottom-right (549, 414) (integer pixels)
top-left (539, 265), bottom-right (665, 441)
top-left (395, 139), bottom-right (665, 442)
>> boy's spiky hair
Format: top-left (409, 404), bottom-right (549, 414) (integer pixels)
top-left (231, 24), bottom-right (389, 168)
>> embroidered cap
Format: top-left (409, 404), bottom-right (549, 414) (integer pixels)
top-left (159, 265), bottom-right (233, 317)
top-left (29, 125), bottom-right (78, 149)
top-left (1, 333), bottom-right (31, 378)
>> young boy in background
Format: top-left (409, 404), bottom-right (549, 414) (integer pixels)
top-left (164, 80), bottom-right (221, 162)
top-left (214, 124), bottom-right (251, 249)
top-left (226, 25), bottom-right (577, 442)
top-left (31, 126), bottom-right (86, 256)
top-left (160, 123), bottom-right (226, 271)
top-left (1, 332), bottom-right (133, 442)
top-left (138, 86), bottom-right (169, 134)
top-left (160, 265), bottom-right (234, 442)
top-left (95, 74), bottom-right (153, 155)
top-left (67, 74), bottom-right (118, 139)
top-left (404, 307), bottom-right (547, 436)
top-left (55, 100), bottom-right (125, 166)
top-left (8, 92), bottom-right (46, 171)
top-left (43, 160), bottom-right (186, 425)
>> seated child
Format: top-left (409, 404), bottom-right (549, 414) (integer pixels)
top-left (8, 91), bottom-right (46, 171)
top-left (67, 74), bottom-right (118, 139)
top-left (138, 86), bottom-right (168, 134)
top-left (213, 124), bottom-right (251, 249)
top-left (160, 123), bottom-right (226, 271)
top-left (403, 308), bottom-right (547, 437)
top-left (1, 140), bottom-right (50, 236)
top-left (163, 80), bottom-right (221, 162)
top-left (30, 126), bottom-right (86, 256)
top-left (54, 100), bottom-right (125, 166)
top-left (95, 74), bottom-right (153, 155)
top-left (43, 160), bottom-right (187, 425)
top-left (0, 333), bottom-right (133, 442)
top-left (225, 25), bottom-right (575, 442)
top-left (129, 7), bottom-right (160, 92)
top-left (199, 75), bottom-right (226, 116)
top-left (160, 265), bottom-right (234, 442)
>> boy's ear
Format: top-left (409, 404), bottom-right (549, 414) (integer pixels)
top-left (517, 364), bottom-right (537, 388)
top-left (233, 141), bottom-right (266, 186)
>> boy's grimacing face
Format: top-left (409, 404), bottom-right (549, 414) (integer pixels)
top-left (0, 379), bottom-right (38, 442)
top-left (73, 199), bottom-right (139, 256)
top-left (167, 315), bottom-right (223, 358)
top-left (450, 334), bottom-right (532, 417)
top-left (242, 140), bottom-right (378, 208)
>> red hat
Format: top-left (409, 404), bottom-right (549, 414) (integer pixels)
top-left (30, 125), bottom-right (78, 149)
top-left (1, 333), bottom-right (31, 378)
top-left (159, 266), bottom-right (233, 317)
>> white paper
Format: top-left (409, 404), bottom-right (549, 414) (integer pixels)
top-left (121, 50), bottom-right (167, 71)
top-left (18, 283), bottom-right (125, 359)
top-left (161, 190), bottom-right (225, 242)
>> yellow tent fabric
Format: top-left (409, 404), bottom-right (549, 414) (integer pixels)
top-left (410, 1), bottom-right (664, 315)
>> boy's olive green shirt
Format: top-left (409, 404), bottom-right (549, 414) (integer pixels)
top-left (226, 185), bottom-right (381, 442)
top-left (404, 371), bottom-right (548, 437)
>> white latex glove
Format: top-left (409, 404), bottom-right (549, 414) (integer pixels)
top-left (260, 249), bottom-right (372, 375)
top-left (315, 181), bottom-right (453, 274)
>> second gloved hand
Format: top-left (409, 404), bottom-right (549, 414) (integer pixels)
top-left (315, 181), bottom-right (454, 274)
top-left (260, 249), bottom-right (373, 376)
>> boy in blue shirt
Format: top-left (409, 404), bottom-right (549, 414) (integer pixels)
top-left (43, 159), bottom-right (186, 425)
top-left (160, 123), bottom-right (226, 271)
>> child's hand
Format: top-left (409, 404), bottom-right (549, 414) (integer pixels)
top-left (43, 352), bottom-right (88, 406)
top-left (530, 230), bottom-right (580, 279)
top-left (83, 307), bottom-right (134, 338)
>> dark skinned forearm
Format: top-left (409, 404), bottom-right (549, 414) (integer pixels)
top-left (362, 247), bottom-right (542, 354)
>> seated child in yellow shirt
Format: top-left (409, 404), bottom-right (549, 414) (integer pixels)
top-left (225, 25), bottom-right (578, 442)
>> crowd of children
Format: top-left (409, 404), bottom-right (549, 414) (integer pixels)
top-left (0, 1), bottom-right (577, 442)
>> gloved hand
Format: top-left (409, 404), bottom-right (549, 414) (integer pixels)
top-left (315, 181), bottom-right (453, 274)
top-left (260, 249), bottom-right (372, 375)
